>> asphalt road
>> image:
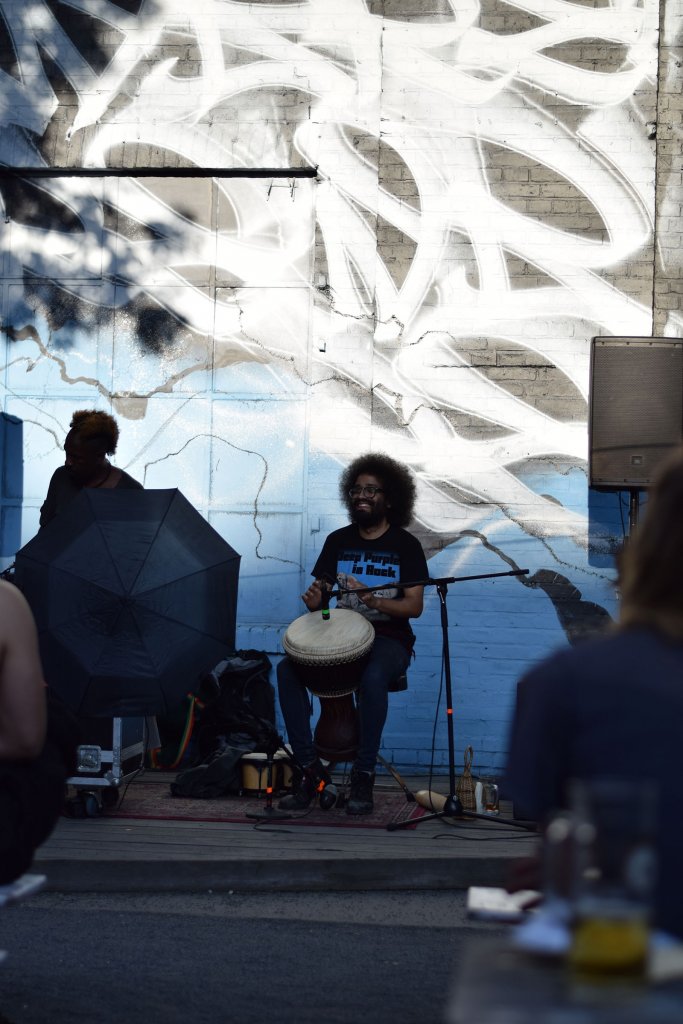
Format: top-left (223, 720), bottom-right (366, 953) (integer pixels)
top-left (0, 890), bottom-right (505, 1024)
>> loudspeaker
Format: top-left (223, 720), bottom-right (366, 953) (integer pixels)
top-left (589, 337), bottom-right (683, 489)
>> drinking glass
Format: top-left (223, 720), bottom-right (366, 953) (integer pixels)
top-left (568, 778), bottom-right (657, 983)
top-left (483, 782), bottom-right (499, 814)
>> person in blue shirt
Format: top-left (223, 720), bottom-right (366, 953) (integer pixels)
top-left (504, 447), bottom-right (683, 939)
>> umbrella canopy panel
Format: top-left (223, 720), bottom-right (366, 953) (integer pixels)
top-left (15, 489), bottom-right (240, 717)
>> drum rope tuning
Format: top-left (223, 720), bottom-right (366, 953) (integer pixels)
top-left (282, 608), bottom-right (374, 762)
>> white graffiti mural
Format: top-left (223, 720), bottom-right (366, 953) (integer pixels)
top-left (0, 0), bottom-right (677, 765)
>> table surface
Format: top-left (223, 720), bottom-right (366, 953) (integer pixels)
top-left (445, 937), bottom-right (683, 1023)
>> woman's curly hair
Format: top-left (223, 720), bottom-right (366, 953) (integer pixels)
top-left (339, 452), bottom-right (417, 528)
top-left (619, 447), bottom-right (683, 640)
top-left (69, 409), bottom-right (119, 456)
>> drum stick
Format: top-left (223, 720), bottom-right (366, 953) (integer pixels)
top-left (376, 755), bottom-right (415, 802)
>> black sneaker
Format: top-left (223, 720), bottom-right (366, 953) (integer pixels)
top-left (278, 760), bottom-right (329, 810)
top-left (346, 768), bottom-right (375, 815)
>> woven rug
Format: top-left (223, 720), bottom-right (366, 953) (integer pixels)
top-left (104, 782), bottom-right (426, 830)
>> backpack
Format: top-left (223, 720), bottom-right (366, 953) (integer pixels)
top-left (194, 649), bottom-right (275, 759)
top-left (168, 650), bottom-right (277, 799)
top-left (151, 650), bottom-right (276, 773)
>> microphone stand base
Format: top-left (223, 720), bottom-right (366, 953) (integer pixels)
top-left (442, 794), bottom-right (464, 817)
top-left (386, 792), bottom-right (464, 831)
top-left (246, 806), bottom-right (296, 821)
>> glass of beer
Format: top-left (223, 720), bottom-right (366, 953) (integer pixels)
top-left (483, 782), bottom-right (499, 814)
top-left (568, 778), bottom-right (657, 985)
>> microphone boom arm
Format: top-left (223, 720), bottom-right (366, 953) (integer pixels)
top-left (325, 567), bottom-right (529, 600)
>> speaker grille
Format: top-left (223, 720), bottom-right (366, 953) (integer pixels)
top-left (589, 338), bottom-right (683, 488)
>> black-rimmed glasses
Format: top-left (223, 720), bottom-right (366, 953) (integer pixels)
top-left (349, 485), bottom-right (384, 498)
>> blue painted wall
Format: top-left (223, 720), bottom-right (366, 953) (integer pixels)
top-left (1, 0), bottom-right (679, 773)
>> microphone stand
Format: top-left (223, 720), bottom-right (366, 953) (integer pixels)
top-left (242, 710), bottom-right (339, 821)
top-left (313, 567), bottom-right (532, 829)
top-left (375, 568), bottom-right (530, 831)
top-left (244, 728), bottom-right (296, 821)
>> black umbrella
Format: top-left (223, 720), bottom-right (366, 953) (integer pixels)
top-left (15, 488), bottom-right (240, 717)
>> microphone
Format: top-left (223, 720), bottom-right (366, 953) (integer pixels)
top-left (320, 583), bottom-right (331, 621)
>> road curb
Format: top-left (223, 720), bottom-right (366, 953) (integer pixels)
top-left (34, 855), bottom-right (515, 893)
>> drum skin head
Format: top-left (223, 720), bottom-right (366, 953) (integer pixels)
top-left (283, 608), bottom-right (374, 666)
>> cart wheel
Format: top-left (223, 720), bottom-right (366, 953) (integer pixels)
top-left (82, 792), bottom-right (102, 817)
top-left (64, 796), bottom-right (87, 818)
top-left (101, 788), bottom-right (119, 808)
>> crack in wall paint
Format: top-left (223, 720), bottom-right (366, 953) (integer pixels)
top-left (0, 0), bottom-right (677, 769)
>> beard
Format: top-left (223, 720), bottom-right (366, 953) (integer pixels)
top-left (352, 502), bottom-right (385, 528)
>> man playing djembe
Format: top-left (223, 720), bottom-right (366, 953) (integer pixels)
top-left (277, 453), bottom-right (428, 814)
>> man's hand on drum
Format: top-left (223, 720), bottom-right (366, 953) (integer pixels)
top-left (302, 579), bottom-right (326, 611)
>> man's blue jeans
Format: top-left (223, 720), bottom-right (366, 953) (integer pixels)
top-left (277, 635), bottom-right (411, 773)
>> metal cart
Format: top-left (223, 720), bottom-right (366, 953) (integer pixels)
top-left (64, 716), bottom-right (147, 817)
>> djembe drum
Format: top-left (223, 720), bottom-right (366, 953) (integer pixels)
top-left (282, 608), bottom-right (374, 761)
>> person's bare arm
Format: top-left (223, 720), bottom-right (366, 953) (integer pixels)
top-left (347, 578), bottom-right (424, 619)
top-left (0, 581), bottom-right (47, 759)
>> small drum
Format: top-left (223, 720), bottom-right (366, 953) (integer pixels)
top-left (240, 752), bottom-right (272, 797)
top-left (282, 608), bottom-right (374, 697)
top-left (240, 749), bottom-right (292, 796)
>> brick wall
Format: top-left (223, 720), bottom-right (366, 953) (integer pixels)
top-left (0, 0), bottom-right (678, 774)
top-left (654, 4), bottom-right (683, 335)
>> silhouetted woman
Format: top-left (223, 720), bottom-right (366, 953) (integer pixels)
top-left (40, 409), bottom-right (142, 528)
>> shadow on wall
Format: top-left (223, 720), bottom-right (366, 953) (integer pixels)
top-left (0, 412), bottom-right (23, 567)
top-left (588, 485), bottom-right (645, 569)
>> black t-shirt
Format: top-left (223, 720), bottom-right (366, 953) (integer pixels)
top-left (39, 466), bottom-right (143, 528)
top-left (312, 523), bottom-right (429, 651)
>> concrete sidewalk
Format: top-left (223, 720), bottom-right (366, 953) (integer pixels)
top-left (34, 775), bottom-right (539, 894)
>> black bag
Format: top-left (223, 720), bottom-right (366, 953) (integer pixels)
top-left (152, 650), bottom-right (276, 772)
top-left (169, 650), bottom-right (277, 799)
top-left (170, 741), bottom-right (250, 799)
top-left (194, 650), bottom-right (276, 761)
